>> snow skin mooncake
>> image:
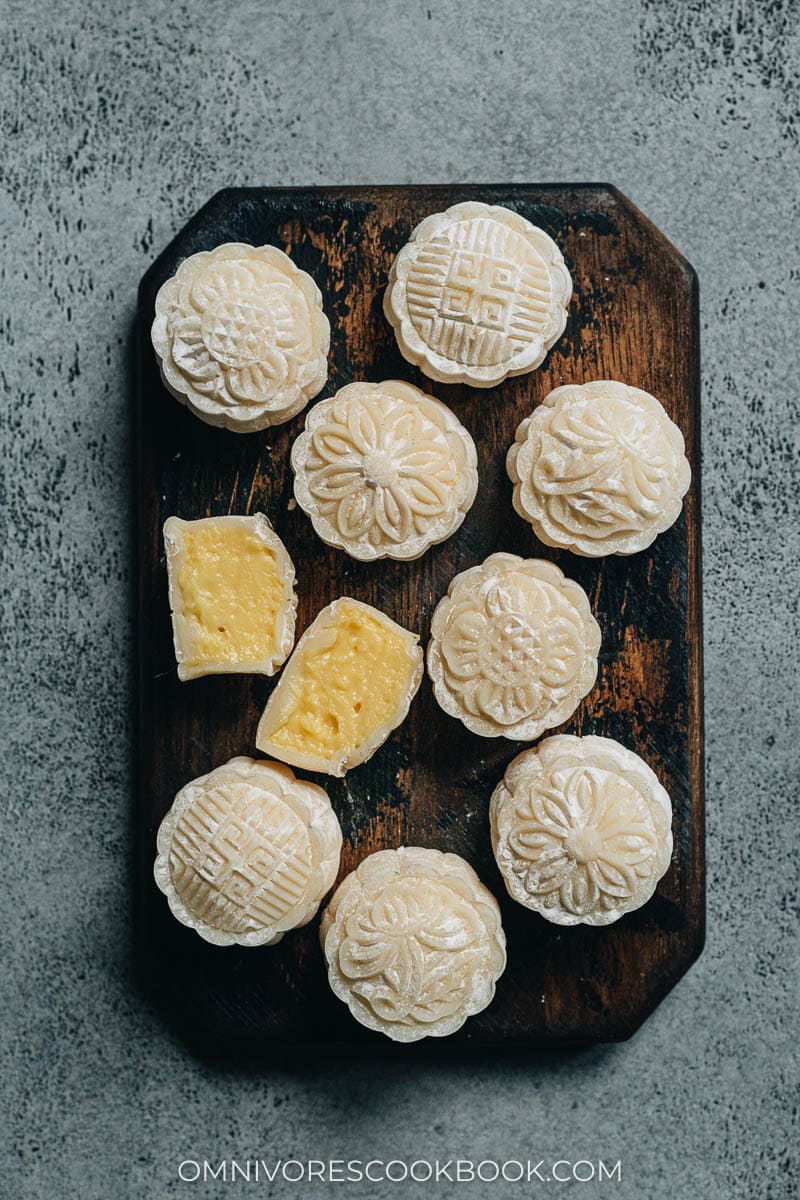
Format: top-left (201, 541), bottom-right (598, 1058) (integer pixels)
top-left (490, 735), bottom-right (673, 926)
top-left (507, 381), bottom-right (691, 557)
top-left (256, 598), bottom-right (424, 777)
top-left (163, 513), bottom-right (297, 681)
top-left (151, 242), bottom-right (330, 431)
top-left (427, 553), bottom-right (600, 740)
top-left (291, 379), bottom-right (478, 561)
top-left (320, 847), bottom-right (506, 1041)
top-left (384, 202), bottom-right (572, 388)
top-left (154, 756), bottom-right (342, 947)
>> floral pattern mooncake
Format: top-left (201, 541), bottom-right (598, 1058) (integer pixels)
top-left (291, 380), bottom-right (478, 561)
top-left (507, 381), bottom-right (691, 557)
top-left (152, 242), bottom-right (329, 431)
top-left (427, 553), bottom-right (601, 741)
top-left (320, 847), bottom-right (506, 1041)
top-left (490, 735), bottom-right (673, 926)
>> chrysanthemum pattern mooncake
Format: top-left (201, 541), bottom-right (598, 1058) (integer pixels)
top-left (384, 202), bottom-right (572, 387)
top-left (490, 736), bottom-right (673, 926)
top-left (427, 553), bottom-right (601, 740)
top-left (152, 242), bottom-right (329, 431)
top-left (320, 847), bottom-right (506, 1041)
top-left (507, 381), bottom-right (691, 557)
top-left (154, 757), bottom-right (342, 946)
top-left (291, 380), bottom-right (478, 561)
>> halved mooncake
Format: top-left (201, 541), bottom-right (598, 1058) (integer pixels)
top-left (154, 756), bottom-right (342, 946)
top-left (291, 379), bottom-right (478, 561)
top-left (151, 242), bottom-right (330, 431)
top-left (490, 735), bottom-right (673, 926)
top-left (507, 380), bottom-right (691, 556)
top-left (164, 513), bottom-right (296, 681)
top-left (427, 552), bottom-right (600, 740)
top-left (384, 201), bottom-right (572, 388)
top-left (320, 847), bottom-right (506, 1041)
top-left (256, 598), bottom-right (424, 776)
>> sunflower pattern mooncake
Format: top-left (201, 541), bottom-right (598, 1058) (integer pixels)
top-left (427, 553), bottom-right (600, 741)
top-left (490, 736), bottom-right (673, 926)
top-left (291, 380), bottom-right (478, 561)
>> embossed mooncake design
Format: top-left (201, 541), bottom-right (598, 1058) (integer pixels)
top-left (320, 847), bottom-right (506, 1041)
top-left (164, 513), bottom-right (297, 681)
top-left (256, 598), bottom-right (424, 777)
top-left (151, 242), bottom-right (330, 431)
top-left (291, 380), bottom-right (478, 561)
top-left (490, 736), bottom-right (673, 926)
top-left (384, 202), bottom-right (572, 388)
top-left (427, 553), bottom-right (600, 740)
top-left (507, 381), bottom-right (692, 556)
top-left (154, 756), bottom-right (342, 946)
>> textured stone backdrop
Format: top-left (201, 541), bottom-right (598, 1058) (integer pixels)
top-left (1, 1), bottom-right (797, 1197)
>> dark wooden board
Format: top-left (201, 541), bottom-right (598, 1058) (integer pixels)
top-left (137, 185), bottom-right (703, 1051)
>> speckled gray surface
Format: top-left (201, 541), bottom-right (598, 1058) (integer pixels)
top-left (1, 1), bottom-right (797, 1197)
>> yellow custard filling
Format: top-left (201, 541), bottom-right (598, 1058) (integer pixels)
top-left (175, 522), bottom-right (286, 668)
top-left (265, 602), bottom-right (414, 760)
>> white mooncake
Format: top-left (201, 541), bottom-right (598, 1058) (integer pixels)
top-left (427, 553), bottom-right (600, 740)
top-left (151, 242), bottom-right (330, 431)
top-left (164, 513), bottom-right (296, 681)
top-left (256, 598), bottom-right (424, 777)
top-left (490, 735), bottom-right (673, 926)
top-left (384, 202), bottom-right (572, 388)
top-left (320, 847), bottom-right (506, 1041)
top-left (291, 379), bottom-right (478, 561)
top-left (154, 756), bottom-right (342, 947)
top-left (507, 381), bottom-right (691, 556)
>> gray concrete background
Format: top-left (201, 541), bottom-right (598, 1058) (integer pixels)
top-left (1, 1), bottom-right (797, 1196)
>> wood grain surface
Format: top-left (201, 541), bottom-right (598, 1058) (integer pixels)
top-left (137, 184), bottom-right (704, 1051)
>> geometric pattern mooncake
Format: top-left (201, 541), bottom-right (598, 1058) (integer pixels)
top-left (320, 847), bottom-right (506, 1041)
top-left (490, 736), bottom-right (673, 927)
top-left (427, 553), bottom-right (601, 741)
top-left (154, 757), bottom-right (342, 947)
top-left (507, 381), bottom-right (691, 557)
top-left (151, 243), bottom-right (330, 432)
top-left (384, 202), bottom-right (572, 388)
top-left (291, 379), bottom-right (479, 561)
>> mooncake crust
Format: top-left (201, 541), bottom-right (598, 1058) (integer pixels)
top-left (507, 381), bottom-right (691, 557)
top-left (427, 552), bottom-right (600, 740)
top-left (384, 202), bottom-right (572, 388)
top-left (291, 380), bottom-right (478, 561)
top-left (151, 242), bottom-right (330, 432)
top-left (154, 756), bottom-right (342, 947)
top-left (163, 512), bottom-right (297, 681)
top-left (490, 735), bottom-right (673, 926)
top-left (320, 847), bottom-right (506, 1041)
top-left (255, 598), bottom-right (424, 777)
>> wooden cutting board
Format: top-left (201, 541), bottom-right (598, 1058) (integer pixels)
top-left (136, 185), bottom-right (704, 1051)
